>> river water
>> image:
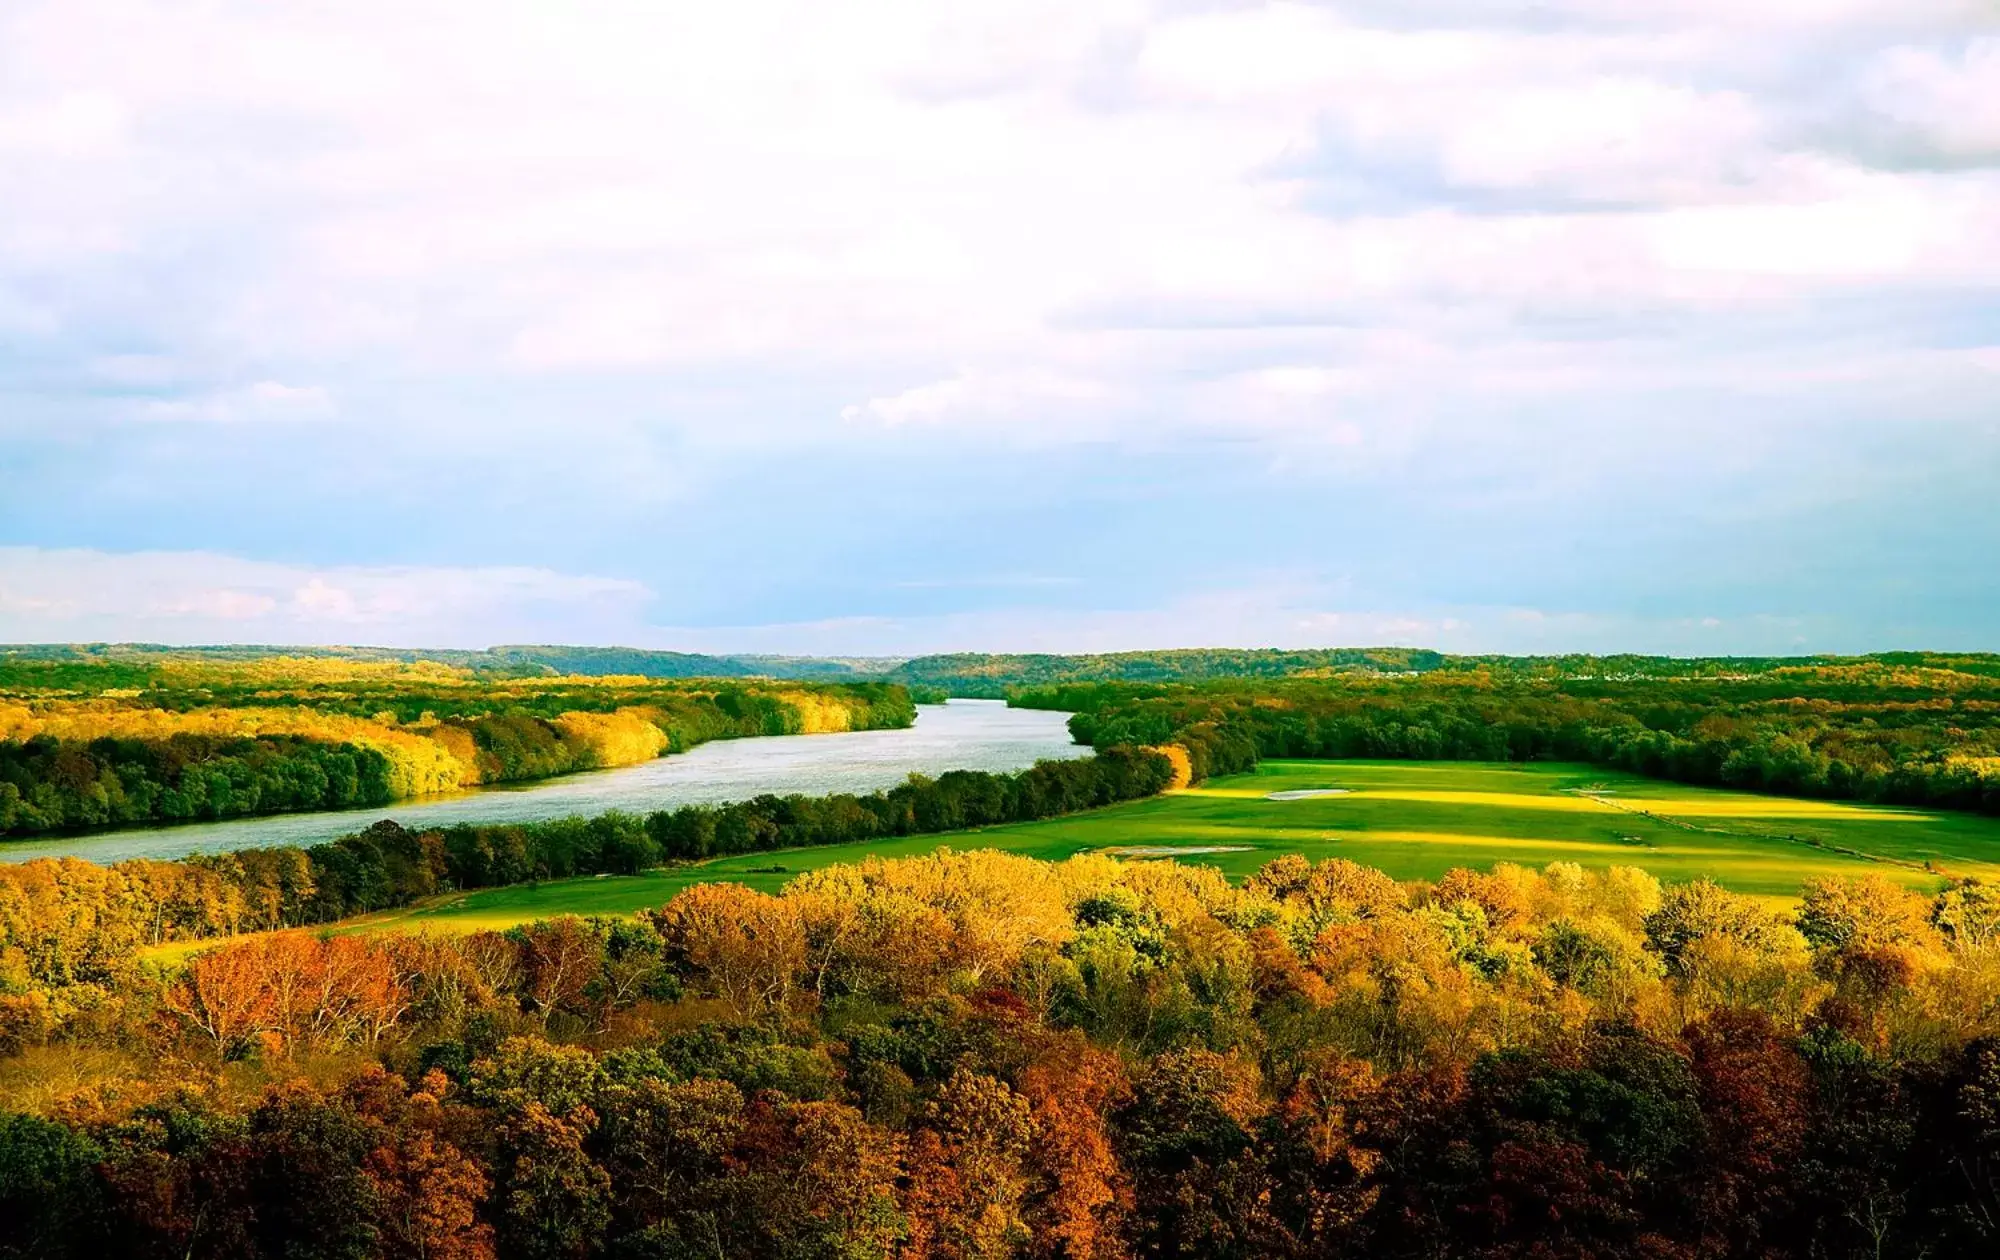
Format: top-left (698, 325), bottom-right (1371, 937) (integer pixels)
top-left (0, 700), bottom-right (1085, 865)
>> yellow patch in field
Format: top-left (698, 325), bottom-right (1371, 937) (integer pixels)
top-left (1188, 786), bottom-right (1622, 812)
top-left (363, 914), bottom-right (510, 935)
top-left (1357, 790), bottom-right (1616, 812)
top-left (1610, 798), bottom-right (1937, 821)
top-left (1329, 830), bottom-right (1725, 856)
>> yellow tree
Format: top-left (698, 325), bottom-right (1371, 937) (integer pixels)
top-left (649, 884), bottom-right (806, 1016)
top-left (902, 1069), bottom-right (1036, 1260)
top-left (163, 937), bottom-right (277, 1058)
top-left (1019, 1037), bottom-right (1135, 1260)
top-left (365, 1128), bottom-right (496, 1260)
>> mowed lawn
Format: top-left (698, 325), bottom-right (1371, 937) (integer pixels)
top-left (341, 760), bottom-right (2000, 935)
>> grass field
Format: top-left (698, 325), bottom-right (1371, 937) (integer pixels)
top-left (324, 760), bottom-right (2000, 936)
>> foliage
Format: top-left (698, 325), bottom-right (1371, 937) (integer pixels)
top-left (0, 749), bottom-right (1174, 1017)
top-left (4, 849), bottom-right (2000, 1256)
top-left (885, 648), bottom-right (1449, 698)
top-left (0, 660), bottom-right (917, 836)
top-left (1019, 664), bottom-right (2000, 815)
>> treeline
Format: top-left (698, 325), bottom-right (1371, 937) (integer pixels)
top-left (0, 680), bottom-right (916, 837)
top-left (0, 651), bottom-right (916, 728)
top-left (16, 640), bottom-right (2000, 697)
top-left (1020, 670), bottom-right (2000, 815)
top-left (0, 642), bottom-right (763, 684)
top-left (0, 734), bottom-right (395, 834)
top-left (0, 642), bottom-right (895, 685)
top-left (887, 648), bottom-right (2000, 697)
top-left (6, 849), bottom-right (2000, 1257)
top-left (0, 748), bottom-right (1172, 1024)
top-left (886, 647), bottom-right (1451, 698)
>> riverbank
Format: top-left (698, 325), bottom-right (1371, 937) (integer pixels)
top-left (0, 701), bottom-right (1084, 864)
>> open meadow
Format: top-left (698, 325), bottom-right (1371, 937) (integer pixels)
top-left (335, 758), bottom-right (2000, 935)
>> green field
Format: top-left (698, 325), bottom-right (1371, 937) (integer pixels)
top-left (341, 760), bottom-right (2000, 934)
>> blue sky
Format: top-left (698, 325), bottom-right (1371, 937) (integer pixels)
top-left (2, 1), bottom-right (1997, 655)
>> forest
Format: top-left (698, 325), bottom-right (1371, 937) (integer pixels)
top-left (0, 747), bottom-right (1174, 1014)
top-left (882, 648), bottom-right (2000, 696)
top-left (26, 641), bottom-right (1993, 697)
top-left (0, 655), bottom-right (915, 836)
top-left (1018, 658), bottom-right (2000, 816)
top-left (4, 846), bottom-right (1999, 1258)
top-left (881, 649), bottom-right (1452, 697)
top-left (7, 646), bottom-right (2000, 1256)
top-left (19, 645), bottom-right (2000, 842)
top-left (0, 644), bottom-right (769, 683)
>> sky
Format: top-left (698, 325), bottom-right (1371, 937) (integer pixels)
top-left (2, 0), bottom-right (1997, 657)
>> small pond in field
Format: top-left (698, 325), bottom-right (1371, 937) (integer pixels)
top-left (1, 700), bottom-right (1085, 864)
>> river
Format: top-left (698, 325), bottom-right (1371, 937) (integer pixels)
top-left (0, 700), bottom-right (1085, 865)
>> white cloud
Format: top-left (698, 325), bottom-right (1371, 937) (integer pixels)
top-left (150, 589), bottom-right (281, 621)
top-left (2, 0), bottom-right (1991, 423)
top-left (1860, 38), bottom-right (2000, 163)
top-left (841, 370), bottom-right (1114, 431)
top-left (0, 91), bottom-right (126, 156)
top-left (136, 380), bottom-right (335, 424)
top-left (1435, 79), bottom-right (1768, 203)
top-left (650, 582), bottom-right (1858, 657)
top-left (0, 547), bottom-right (652, 647)
top-left (1328, 0), bottom-right (1990, 31)
top-left (0, 0), bottom-right (1993, 640)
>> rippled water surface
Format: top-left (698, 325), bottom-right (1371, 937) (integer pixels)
top-left (1, 700), bottom-right (1084, 864)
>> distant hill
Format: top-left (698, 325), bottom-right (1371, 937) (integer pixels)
top-left (459, 645), bottom-right (761, 677)
top-left (0, 642), bottom-right (764, 680)
top-left (0, 643), bottom-right (1446, 693)
top-left (8, 643), bottom-right (1997, 695)
top-left (884, 647), bottom-right (1450, 697)
top-left (728, 654), bottom-right (908, 679)
top-left (878, 647), bottom-right (2000, 696)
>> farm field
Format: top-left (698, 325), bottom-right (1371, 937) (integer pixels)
top-left (337, 759), bottom-right (2000, 935)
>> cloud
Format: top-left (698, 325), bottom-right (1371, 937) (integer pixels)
top-left (0, 1), bottom-right (1995, 652)
top-left (841, 370), bottom-right (1115, 431)
top-left (1317, 0), bottom-right (1990, 33)
top-left (135, 380), bottom-right (335, 423)
top-left (0, 547), bottom-right (652, 647)
top-left (1854, 38), bottom-right (2000, 167)
top-left (0, 91), bottom-right (126, 157)
top-left (648, 581), bottom-right (1865, 658)
top-left (6, 0), bottom-right (1989, 403)
top-left (1289, 78), bottom-right (1772, 214)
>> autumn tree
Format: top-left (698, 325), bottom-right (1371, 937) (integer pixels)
top-left (1115, 1048), bottom-right (1269, 1257)
top-left (903, 1069), bottom-right (1037, 1260)
top-left (497, 1102), bottom-right (611, 1260)
top-left (1018, 1037), bottom-right (1134, 1260)
top-left (364, 1125), bottom-right (495, 1260)
top-left (648, 883), bottom-right (805, 1016)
